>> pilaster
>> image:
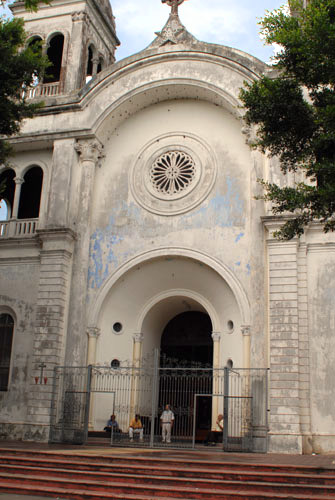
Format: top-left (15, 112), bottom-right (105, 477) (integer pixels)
top-left (86, 327), bottom-right (101, 366)
top-left (26, 228), bottom-right (76, 440)
top-left (64, 139), bottom-right (104, 367)
top-left (241, 325), bottom-right (251, 369)
top-left (64, 12), bottom-right (88, 92)
top-left (297, 241), bottom-right (312, 453)
top-left (47, 139), bottom-right (76, 228)
top-left (264, 219), bottom-right (302, 453)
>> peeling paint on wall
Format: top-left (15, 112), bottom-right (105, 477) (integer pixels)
top-left (88, 176), bottom-right (245, 290)
top-left (88, 218), bottom-right (123, 289)
top-left (235, 232), bottom-right (244, 243)
top-left (181, 178), bottom-right (245, 228)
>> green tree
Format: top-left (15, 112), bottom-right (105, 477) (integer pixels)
top-left (240, 0), bottom-right (335, 239)
top-left (0, 0), bottom-right (49, 165)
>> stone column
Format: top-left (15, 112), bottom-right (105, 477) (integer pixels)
top-left (211, 332), bottom-right (221, 429)
top-left (64, 12), bottom-right (87, 92)
top-left (27, 228), bottom-right (76, 441)
top-left (65, 139), bottom-right (103, 367)
top-left (132, 333), bottom-right (144, 366)
top-left (47, 139), bottom-right (76, 228)
top-left (87, 327), bottom-right (101, 366)
top-left (130, 333), bottom-right (144, 416)
top-left (241, 325), bottom-right (251, 369)
top-left (92, 56), bottom-right (99, 77)
top-left (87, 327), bottom-right (101, 429)
top-left (264, 219), bottom-right (302, 453)
top-left (12, 177), bottom-right (24, 219)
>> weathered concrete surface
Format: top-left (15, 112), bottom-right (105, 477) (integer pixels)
top-left (0, 0), bottom-right (334, 455)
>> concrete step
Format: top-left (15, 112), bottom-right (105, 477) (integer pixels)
top-left (1, 448), bottom-right (335, 500)
top-left (1, 448), bottom-right (334, 476)
top-left (1, 459), bottom-right (335, 487)
top-left (0, 471), bottom-right (335, 500)
top-left (0, 477), bottom-right (335, 500)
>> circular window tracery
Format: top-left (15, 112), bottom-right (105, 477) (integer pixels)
top-left (150, 151), bottom-right (196, 197)
top-left (131, 133), bottom-right (217, 216)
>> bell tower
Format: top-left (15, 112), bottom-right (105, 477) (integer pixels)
top-left (11, 0), bottom-right (120, 95)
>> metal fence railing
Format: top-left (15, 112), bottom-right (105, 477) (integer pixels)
top-left (49, 351), bottom-right (268, 452)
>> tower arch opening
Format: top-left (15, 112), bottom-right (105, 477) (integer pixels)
top-left (44, 34), bottom-right (64, 83)
top-left (18, 166), bottom-right (43, 219)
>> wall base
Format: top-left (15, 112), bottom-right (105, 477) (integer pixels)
top-left (268, 433), bottom-right (303, 454)
top-left (310, 435), bottom-right (335, 454)
top-left (0, 423), bottom-right (49, 442)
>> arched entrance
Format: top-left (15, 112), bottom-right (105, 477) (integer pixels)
top-left (160, 311), bottom-right (213, 439)
top-left (161, 311), bottom-right (213, 365)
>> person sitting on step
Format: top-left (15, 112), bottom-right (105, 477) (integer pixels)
top-left (104, 414), bottom-right (120, 435)
top-left (129, 414), bottom-right (144, 441)
top-left (204, 414), bottom-right (224, 446)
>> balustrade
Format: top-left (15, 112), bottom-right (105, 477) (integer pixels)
top-left (23, 82), bottom-right (61, 99)
top-left (0, 219), bottom-right (38, 238)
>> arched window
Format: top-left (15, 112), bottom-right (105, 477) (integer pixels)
top-left (0, 199), bottom-right (9, 222)
top-left (0, 169), bottom-right (15, 219)
top-left (87, 45), bottom-right (94, 77)
top-left (0, 314), bottom-right (14, 391)
top-left (27, 36), bottom-right (43, 86)
top-left (28, 36), bottom-right (43, 52)
top-left (18, 166), bottom-right (43, 219)
top-left (44, 34), bottom-right (64, 83)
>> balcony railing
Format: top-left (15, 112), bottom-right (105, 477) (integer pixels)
top-left (23, 82), bottom-right (61, 99)
top-left (0, 219), bottom-right (38, 238)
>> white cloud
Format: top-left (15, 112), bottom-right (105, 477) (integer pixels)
top-left (112, 0), bottom-right (286, 62)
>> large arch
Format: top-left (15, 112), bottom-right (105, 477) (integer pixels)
top-left (88, 247), bottom-right (250, 329)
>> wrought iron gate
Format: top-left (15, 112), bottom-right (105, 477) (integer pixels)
top-left (49, 352), bottom-right (268, 452)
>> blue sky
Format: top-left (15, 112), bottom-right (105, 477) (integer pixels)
top-left (0, 0), bottom-right (286, 220)
top-left (0, 0), bottom-right (287, 63)
top-left (112, 0), bottom-right (286, 63)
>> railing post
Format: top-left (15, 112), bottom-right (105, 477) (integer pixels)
top-left (83, 365), bottom-right (92, 444)
top-left (150, 348), bottom-right (159, 448)
top-left (223, 366), bottom-right (229, 450)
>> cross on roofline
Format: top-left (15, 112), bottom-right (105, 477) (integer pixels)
top-left (161, 0), bottom-right (185, 16)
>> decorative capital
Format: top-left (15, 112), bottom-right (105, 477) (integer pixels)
top-left (75, 139), bottom-right (104, 164)
top-left (87, 327), bottom-right (101, 339)
top-left (72, 11), bottom-right (87, 22)
top-left (241, 325), bottom-right (251, 336)
top-left (211, 332), bottom-right (221, 342)
top-left (14, 177), bottom-right (24, 185)
top-left (162, 0), bottom-right (185, 16)
top-left (133, 333), bottom-right (144, 343)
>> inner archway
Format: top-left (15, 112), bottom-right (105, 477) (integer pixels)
top-left (160, 311), bottom-right (213, 438)
top-left (161, 311), bottom-right (213, 365)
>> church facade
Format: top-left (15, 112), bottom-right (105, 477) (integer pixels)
top-left (0, 0), bottom-right (334, 454)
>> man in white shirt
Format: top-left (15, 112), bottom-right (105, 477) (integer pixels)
top-left (160, 404), bottom-right (175, 443)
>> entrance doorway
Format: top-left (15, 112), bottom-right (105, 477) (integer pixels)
top-left (160, 312), bottom-right (213, 441)
top-left (161, 311), bottom-right (213, 364)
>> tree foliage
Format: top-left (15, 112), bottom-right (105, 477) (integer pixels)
top-left (240, 0), bottom-right (335, 239)
top-left (0, 0), bottom-right (50, 12)
top-left (0, 1), bottom-right (49, 165)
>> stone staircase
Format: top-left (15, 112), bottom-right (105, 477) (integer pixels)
top-left (0, 448), bottom-right (335, 499)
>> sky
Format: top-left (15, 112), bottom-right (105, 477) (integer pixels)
top-left (112, 0), bottom-right (286, 63)
top-left (0, 0), bottom-right (286, 221)
top-left (0, 0), bottom-right (287, 63)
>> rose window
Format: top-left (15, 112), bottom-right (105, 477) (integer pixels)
top-left (150, 151), bottom-right (196, 196)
